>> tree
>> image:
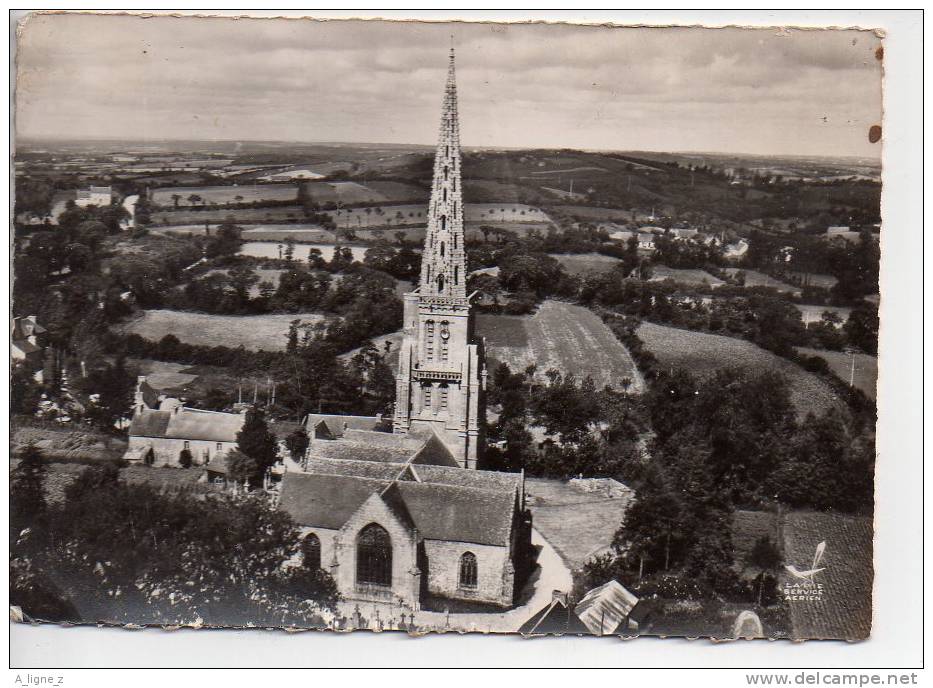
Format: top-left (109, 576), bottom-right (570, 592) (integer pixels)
top-left (227, 264), bottom-right (258, 309)
top-left (844, 302), bottom-right (879, 354)
top-left (285, 428), bottom-right (310, 463)
top-left (747, 535), bottom-right (782, 605)
top-left (225, 449), bottom-right (259, 484)
top-left (12, 444), bottom-right (47, 522)
top-left (11, 362), bottom-right (43, 415)
top-left (235, 407), bottom-right (278, 477)
top-left (179, 448), bottom-right (193, 468)
top-left (77, 358), bottom-right (135, 431)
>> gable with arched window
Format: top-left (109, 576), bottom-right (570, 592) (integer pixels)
top-left (459, 552), bottom-right (478, 589)
top-left (357, 523), bottom-right (392, 587)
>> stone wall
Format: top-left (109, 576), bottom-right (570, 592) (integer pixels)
top-left (423, 539), bottom-right (513, 607)
top-left (126, 436), bottom-right (236, 467)
top-left (332, 493), bottom-right (423, 610)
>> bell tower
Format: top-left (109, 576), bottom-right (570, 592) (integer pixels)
top-left (393, 48), bottom-right (486, 469)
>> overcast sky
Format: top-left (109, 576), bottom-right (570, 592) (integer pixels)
top-left (15, 14), bottom-right (883, 158)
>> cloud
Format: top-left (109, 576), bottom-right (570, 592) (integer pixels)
top-left (15, 14), bottom-right (882, 156)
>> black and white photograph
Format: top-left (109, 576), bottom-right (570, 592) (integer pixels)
top-left (9, 11), bottom-right (896, 655)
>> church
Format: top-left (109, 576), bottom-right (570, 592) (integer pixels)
top-left (278, 50), bottom-right (533, 611)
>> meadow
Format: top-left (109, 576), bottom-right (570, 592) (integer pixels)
top-left (152, 184), bottom-right (298, 206)
top-left (525, 478), bottom-right (634, 569)
top-left (722, 268), bottom-right (801, 295)
top-left (149, 205), bottom-right (308, 226)
top-left (118, 310), bottom-right (326, 351)
top-left (479, 301), bottom-right (644, 391)
top-left (648, 265), bottom-right (725, 288)
top-left (796, 347), bottom-right (877, 400)
top-left (636, 321), bottom-right (843, 419)
top-left (300, 180), bottom-right (425, 205)
top-left (548, 252), bottom-right (621, 276)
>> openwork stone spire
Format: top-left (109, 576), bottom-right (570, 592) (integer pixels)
top-left (419, 48), bottom-right (467, 300)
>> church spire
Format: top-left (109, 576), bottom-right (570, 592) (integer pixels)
top-left (419, 48), bottom-right (467, 300)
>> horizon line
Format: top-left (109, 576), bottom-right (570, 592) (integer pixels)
top-left (14, 135), bottom-right (882, 163)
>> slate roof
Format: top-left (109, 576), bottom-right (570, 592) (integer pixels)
top-left (279, 471), bottom-right (517, 547)
top-left (518, 598), bottom-right (590, 636)
top-left (410, 433), bottom-right (458, 467)
top-left (306, 414), bottom-right (384, 438)
top-left (128, 406), bottom-right (244, 443)
top-left (308, 440), bottom-right (417, 464)
top-left (302, 457), bottom-right (523, 494)
top-left (12, 340), bottom-right (42, 356)
top-left (128, 409), bottom-right (172, 438)
top-left (11, 316), bottom-right (46, 340)
top-left (574, 580), bottom-right (639, 636)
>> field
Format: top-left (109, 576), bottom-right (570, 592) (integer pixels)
top-left (10, 459), bottom-right (208, 504)
top-left (723, 268), bottom-right (801, 295)
top-left (648, 265), bottom-right (725, 288)
top-left (150, 205), bottom-right (308, 226)
top-left (796, 347), bottom-right (877, 400)
top-left (152, 184), bottom-right (298, 206)
top-left (127, 358), bottom-right (199, 390)
top-left (154, 224), bottom-right (335, 243)
top-left (299, 180), bottom-right (425, 205)
top-left (12, 424), bottom-right (127, 464)
top-left (525, 478), bottom-right (634, 569)
top-left (550, 205), bottom-right (634, 221)
top-left (549, 252), bottom-right (621, 276)
top-left (117, 310), bottom-right (326, 351)
top-left (478, 301), bottom-right (644, 391)
top-left (637, 321), bottom-right (843, 419)
top-left (780, 511), bottom-right (873, 640)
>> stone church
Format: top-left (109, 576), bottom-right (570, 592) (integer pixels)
top-left (279, 50), bottom-right (532, 611)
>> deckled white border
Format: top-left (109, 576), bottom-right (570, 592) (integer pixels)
top-left (5, 8), bottom-right (923, 675)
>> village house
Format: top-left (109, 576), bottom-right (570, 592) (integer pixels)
top-left (11, 315), bottom-right (48, 382)
top-left (124, 376), bottom-right (245, 467)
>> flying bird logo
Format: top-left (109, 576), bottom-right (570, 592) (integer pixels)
top-left (785, 541), bottom-right (826, 583)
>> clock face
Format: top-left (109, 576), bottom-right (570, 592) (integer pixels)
top-left (440, 324), bottom-right (450, 340)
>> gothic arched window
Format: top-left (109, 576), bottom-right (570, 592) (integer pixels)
top-left (440, 215), bottom-right (447, 232)
top-left (440, 241), bottom-right (445, 257)
top-left (302, 533), bottom-right (321, 570)
top-left (357, 523), bottom-right (392, 587)
top-left (443, 188), bottom-right (447, 203)
top-left (459, 552), bottom-right (478, 589)
top-left (437, 274), bottom-right (445, 293)
top-left (439, 383), bottom-right (449, 408)
top-left (454, 265), bottom-right (459, 285)
top-left (444, 166), bottom-right (449, 180)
